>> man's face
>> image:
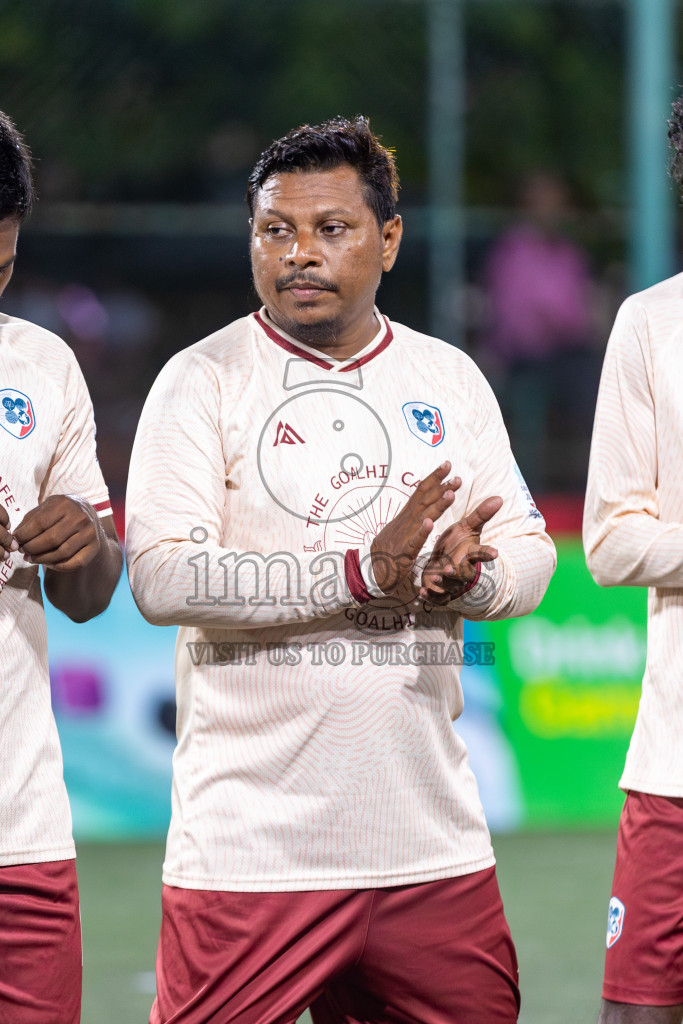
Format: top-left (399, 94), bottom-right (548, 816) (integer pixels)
top-left (250, 164), bottom-right (401, 356)
top-left (0, 219), bottom-right (19, 300)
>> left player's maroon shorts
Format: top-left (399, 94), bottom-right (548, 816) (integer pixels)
top-left (150, 865), bottom-right (519, 1024)
top-left (0, 858), bottom-right (81, 1023)
top-left (603, 790), bottom-right (683, 1005)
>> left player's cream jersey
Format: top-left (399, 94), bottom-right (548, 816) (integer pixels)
top-left (127, 308), bottom-right (555, 891)
top-left (0, 313), bottom-right (111, 866)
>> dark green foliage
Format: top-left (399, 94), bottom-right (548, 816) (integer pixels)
top-left (0, 0), bottom-right (625, 208)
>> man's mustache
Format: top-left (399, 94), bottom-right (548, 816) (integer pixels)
top-left (275, 271), bottom-right (338, 293)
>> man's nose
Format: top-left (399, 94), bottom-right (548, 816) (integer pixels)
top-left (285, 231), bottom-right (322, 266)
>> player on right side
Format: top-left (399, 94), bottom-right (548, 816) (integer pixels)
top-left (583, 93), bottom-right (683, 1024)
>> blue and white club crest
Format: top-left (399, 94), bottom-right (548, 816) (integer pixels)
top-left (0, 389), bottom-right (35, 439)
top-left (403, 402), bottom-right (445, 447)
top-left (606, 896), bottom-right (625, 949)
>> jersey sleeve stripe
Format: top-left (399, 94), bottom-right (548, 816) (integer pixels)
top-left (92, 500), bottom-right (112, 517)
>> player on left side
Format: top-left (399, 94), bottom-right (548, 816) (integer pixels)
top-left (0, 110), bottom-right (122, 1023)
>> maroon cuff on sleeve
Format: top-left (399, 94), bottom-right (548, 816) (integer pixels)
top-left (345, 548), bottom-right (372, 604)
top-left (462, 561), bottom-right (482, 593)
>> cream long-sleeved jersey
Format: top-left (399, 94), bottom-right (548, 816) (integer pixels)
top-left (584, 275), bottom-right (683, 796)
top-left (0, 313), bottom-right (112, 866)
top-left (126, 309), bottom-right (555, 891)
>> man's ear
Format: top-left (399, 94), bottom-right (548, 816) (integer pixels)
top-left (381, 215), bottom-right (402, 272)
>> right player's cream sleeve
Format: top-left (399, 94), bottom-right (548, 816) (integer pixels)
top-left (584, 274), bottom-right (683, 794)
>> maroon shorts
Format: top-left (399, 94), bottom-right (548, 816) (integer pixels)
top-left (150, 865), bottom-right (519, 1024)
top-left (0, 858), bottom-right (81, 1023)
top-left (603, 790), bottom-right (683, 1006)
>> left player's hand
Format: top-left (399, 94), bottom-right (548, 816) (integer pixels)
top-left (12, 495), bottom-right (105, 572)
top-left (419, 495), bottom-right (503, 604)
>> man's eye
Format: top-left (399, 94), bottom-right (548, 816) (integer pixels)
top-left (267, 226), bottom-right (288, 237)
top-left (322, 224), bottom-right (345, 236)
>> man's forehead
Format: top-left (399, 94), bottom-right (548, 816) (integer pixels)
top-left (254, 165), bottom-right (368, 212)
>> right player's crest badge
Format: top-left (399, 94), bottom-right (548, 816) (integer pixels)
top-left (0, 388), bottom-right (35, 439)
top-left (403, 402), bottom-right (445, 446)
top-left (606, 896), bottom-right (625, 949)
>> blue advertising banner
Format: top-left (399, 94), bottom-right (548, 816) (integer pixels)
top-left (47, 575), bottom-right (176, 838)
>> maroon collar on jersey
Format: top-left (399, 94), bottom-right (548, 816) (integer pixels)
top-left (252, 310), bottom-right (393, 372)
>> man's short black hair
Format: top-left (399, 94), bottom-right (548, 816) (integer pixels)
top-left (246, 115), bottom-right (399, 228)
top-left (0, 110), bottom-right (34, 223)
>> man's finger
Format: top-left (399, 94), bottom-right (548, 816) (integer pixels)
top-left (13, 504), bottom-right (69, 546)
top-left (0, 505), bottom-right (17, 559)
top-left (412, 468), bottom-right (462, 512)
top-left (459, 495), bottom-right (503, 535)
top-left (19, 518), bottom-right (85, 559)
top-left (0, 528), bottom-right (15, 560)
top-left (409, 462), bottom-right (454, 500)
top-left (419, 581), bottom-right (451, 604)
top-left (428, 495), bottom-right (502, 557)
top-left (24, 532), bottom-right (92, 567)
top-left (407, 516), bottom-right (436, 557)
top-left (418, 488), bottom-right (456, 531)
top-left (421, 541), bottom-right (499, 600)
top-left (467, 545), bottom-right (498, 565)
top-left (439, 545), bottom-right (497, 575)
top-left (399, 476), bottom-right (459, 545)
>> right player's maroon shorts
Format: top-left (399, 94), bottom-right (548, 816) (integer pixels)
top-left (150, 865), bottom-right (520, 1024)
top-left (603, 790), bottom-right (683, 1006)
top-left (0, 858), bottom-right (82, 1023)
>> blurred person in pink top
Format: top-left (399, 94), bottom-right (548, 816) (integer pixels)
top-left (481, 171), bottom-right (599, 492)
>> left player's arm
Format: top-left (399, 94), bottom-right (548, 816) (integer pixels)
top-left (420, 373), bottom-right (556, 620)
top-left (25, 347), bottom-right (121, 622)
top-left (12, 497), bottom-right (122, 622)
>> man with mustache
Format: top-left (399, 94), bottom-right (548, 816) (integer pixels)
top-left (126, 116), bottom-right (555, 1024)
top-left (0, 110), bottom-right (122, 1023)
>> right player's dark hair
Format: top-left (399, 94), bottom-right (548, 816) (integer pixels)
top-left (668, 93), bottom-right (683, 194)
top-left (0, 110), bottom-right (35, 223)
top-left (246, 115), bottom-right (400, 227)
